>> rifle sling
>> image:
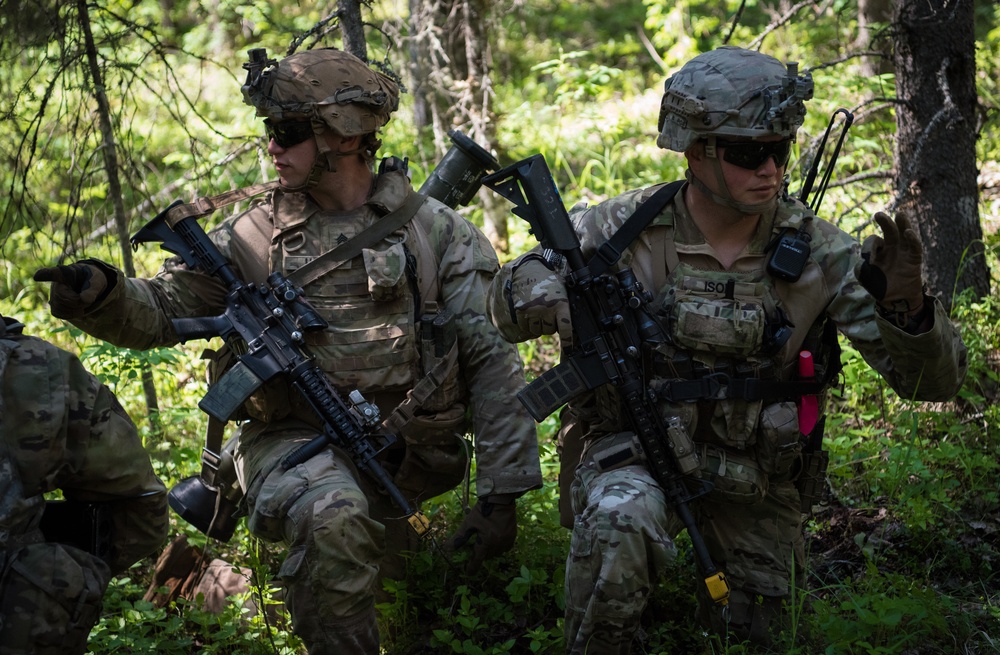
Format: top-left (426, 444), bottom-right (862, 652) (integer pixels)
top-left (288, 190), bottom-right (427, 288)
top-left (164, 182), bottom-right (280, 227)
top-left (200, 415), bottom-right (227, 483)
top-left (587, 180), bottom-right (684, 277)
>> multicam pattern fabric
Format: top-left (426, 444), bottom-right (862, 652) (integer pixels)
top-left (0, 328), bottom-right (168, 655)
top-left (496, 256), bottom-right (572, 344)
top-left (68, 168), bottom-right (542, 651)
top-left (243, 48), bottom-right (399, 136)
top-left (657, 46), bottom-right (813, 152)
top-left (489, 184), bottom-right (967, 651)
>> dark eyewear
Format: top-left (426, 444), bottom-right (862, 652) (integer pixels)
top-left (264, 119), bottom-right (314, 149)
top-left (714, 138), bottom-right (793, 170)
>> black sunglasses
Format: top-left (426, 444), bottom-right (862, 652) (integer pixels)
top-left (713, 138), bottom-right (793, 170)
top-left (264, 119), bottom-right (314, 149)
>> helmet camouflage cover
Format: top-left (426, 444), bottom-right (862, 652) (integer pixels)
top-left (657, 46), bottom-right (813, 152)
top-left (241, 47), bottom-right (399, 137)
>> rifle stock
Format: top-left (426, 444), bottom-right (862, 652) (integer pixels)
top-left (483, 155), bottom-right (730, 607)
top-left (131, 205), bottom-right (430, 537)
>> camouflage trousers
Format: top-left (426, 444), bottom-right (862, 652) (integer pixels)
top-left (0, 541), bottom-right (111, 655)
top-left (564, 433), bottom-right (806, 654)
top-left (236, 419), bottom-right (426, 655)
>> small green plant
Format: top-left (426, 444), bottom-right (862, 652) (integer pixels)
top-left (88, 572), bottom-right (302, 655)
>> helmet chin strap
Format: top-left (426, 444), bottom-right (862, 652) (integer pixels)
top-left (686, 158), bottom-right (777, 216)
top-left (278, 128), bottom-right (364, 193)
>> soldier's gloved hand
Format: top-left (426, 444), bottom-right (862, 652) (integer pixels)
top-left (504, 255), bottom-right (573, 348)
top-left (856, 210), bottom-right (925, 318)
top-left (445, 494), bottom-right (518, 574)
top-left (33, 259), bottom-right (118, 319)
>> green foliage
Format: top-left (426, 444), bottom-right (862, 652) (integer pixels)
top-left (1, 1), bottom-right (999, 654)
top-left (88, 569), bottom-right (303, 654)
top-left (809, 564), bottom-right (954, 655)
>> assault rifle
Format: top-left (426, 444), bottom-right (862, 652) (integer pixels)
top-left (482, 154), bottom-right (730, 608)
top-left (130, 205), bottom-right (432, 537)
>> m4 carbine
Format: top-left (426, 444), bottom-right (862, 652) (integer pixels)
top-left (483, 154), bottom-right (730, 608)
top-left (131, 204), bottom-right (432, 537)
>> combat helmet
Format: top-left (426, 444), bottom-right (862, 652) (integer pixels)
top-left (657, 46), bottom-right (813, 152)
top-left (241, 47), bottom-right (400, 189)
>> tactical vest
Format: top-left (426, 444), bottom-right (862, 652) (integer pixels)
top-left (212, 171), bottom-right (468, 501)
top-left (273, 190), bottom-right (421, 395)
top-left (219, 169), bottom-right (457, 422)
top-left (168, 169), bottom-right (472, 542)
top-left (588, 196), bottom-right (840, 505)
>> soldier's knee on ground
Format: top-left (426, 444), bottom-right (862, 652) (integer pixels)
top-left (278, 483), bottom-right (384, 620)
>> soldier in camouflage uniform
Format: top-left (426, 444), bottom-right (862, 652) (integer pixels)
top-left (487, 46), bottom-right (967, 652)
top-left (0, 315), bottom-right (168, 655)
top-left (33, 47), bottom-right (542, 654)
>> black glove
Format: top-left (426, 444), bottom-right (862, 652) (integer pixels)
top-left (857, 210), bottom-right (925, 318)
top-left (33, 259), bottom-right (118, 319)
top-left (446, 495), bottom-right (518, 574)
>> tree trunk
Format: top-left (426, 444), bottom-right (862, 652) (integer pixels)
top-left (76, 0), bottom-right (161, 426)
top-left (339, 0), bottom-right (368, 61)
top-left (407, 0), bottom-right (509, 253)
top-left (892, 0), bottom-right (988, 307)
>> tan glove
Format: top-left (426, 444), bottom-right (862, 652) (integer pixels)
top-left (503, 254), bottom-right (573, 347)
top-left (33, 259), bottom-right (118, 319)
top-left (445, 495), bottom-right (518, 574)
top-left (856, 210), bottom-right (925, 318)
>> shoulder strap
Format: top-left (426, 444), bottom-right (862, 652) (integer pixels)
top-left (164, 182), bottom-right (279, 224)
top-left (647, 224), bottom-right (679, 293)
top-left (587, 180), bottom-right (684, 278)
top-left (287, 189), bottom-right (427, 288)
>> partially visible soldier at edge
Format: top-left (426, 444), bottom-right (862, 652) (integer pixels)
top-left (0, 315), bottom-right (169, 655)
top-left (33, 47), bottom-right (542, 654)
top-left (487, 46), bottom-right (968, 653)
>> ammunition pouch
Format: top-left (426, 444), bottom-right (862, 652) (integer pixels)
top-left (0, 541), bottom-right (110, 652)
top-left (669, 293), bottom-right (767, 356)
top-left (418, 308), bottom-right (464, 412)
top-left (756, 401), bottom-right (802, 480)
top-left (690, 444), bottom-right (768, 505)
top-left (795, 449), bottom-right (829, 513)
top-left (393, 404), bottom-right (470, 500)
